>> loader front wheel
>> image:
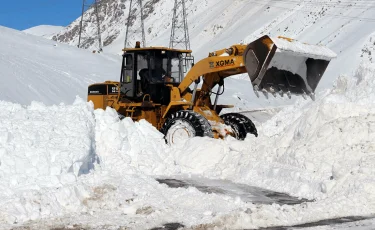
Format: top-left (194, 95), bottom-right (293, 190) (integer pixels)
top-left (161, 110), bottom-right (213, 144)
top-left (220, 113), bottom-right (258, 140)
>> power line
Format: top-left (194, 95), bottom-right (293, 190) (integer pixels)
top-left (170, 0), bottom-right (191, 50)
top-left (124, 0), bottom-right (146, 48)
top-left (267, 0), bottom-right (375, 10)
top-left (243, 0), bottom-right (375, 22)
top-left (78, 0), bottom-right (103, 51)
top-left (318, 2), bottom-right (373, 44)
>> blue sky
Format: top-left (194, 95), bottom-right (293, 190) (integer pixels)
top-left (0, 0), bottom-right (82, 30)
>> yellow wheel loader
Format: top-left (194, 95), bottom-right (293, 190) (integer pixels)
top-left (87, 36), bottom-right (336, 144)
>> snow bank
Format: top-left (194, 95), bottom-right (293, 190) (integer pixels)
top-left (1, 64), bottom-right (375, 228)
top-left (171, 63), bottom-right (375, 198)
top-left (166, 63), bottom-right (375, 228)
top-left (93, 108), bottom-right (176, 175)
top-left (0, 98), bottom-right (96, 186)
top-left (0, 102), bottom-right (254, 228)
top-left (86, 63), bottom-right (375, 229)
top-left (0, 98), bottom-right (97, 223)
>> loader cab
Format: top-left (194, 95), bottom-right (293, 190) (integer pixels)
top-left (120, 47), bottom-right (192, 104)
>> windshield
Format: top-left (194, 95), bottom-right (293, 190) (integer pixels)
top-left (154, 52), bottom-right (183, 83)
top-left (170, 57), bottom-right (181, 81)
top-left (136, 51), bottom-right (184, 84)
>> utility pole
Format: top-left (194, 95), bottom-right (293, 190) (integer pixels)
top-left (124, 0), bottom-right (146, 48)
top-left (169, 0), bottom-right (190, 50)
top-left (78, 0), bottom-right (103, 52)
top-left (170, 0), bottom-right (193, 74)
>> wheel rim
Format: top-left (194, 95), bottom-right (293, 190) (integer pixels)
top-left (166, 120), bottom-right (195, 144)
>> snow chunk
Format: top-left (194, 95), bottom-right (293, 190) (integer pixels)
top-left (272, 36), bottom-right (337, 60)
top-left (0, 99), bottom-right (96, 188)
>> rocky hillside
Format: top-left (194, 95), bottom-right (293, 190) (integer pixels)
top-left (51, 0), bottom-right (161, 50)
top-left (52, 0), bottom-right (125, 49)
top-left (51, 0), bottom-right (375, 90)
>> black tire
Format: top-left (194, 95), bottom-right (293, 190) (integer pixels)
top-left (220, 113), bottom-right (258, 140)
top-left (161, 110), bottom-right (213, 144)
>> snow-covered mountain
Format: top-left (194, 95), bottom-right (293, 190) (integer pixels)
top-left (23, 25), bottom-right (64, 38)
top-left (0, 26), bottom-right (119, 105)
top-left (0, 25), bottom-right (284, 108)
top-left (52, 0), bottom-right (375, 89)
top-left (18, 0), bottom-right (375, 108)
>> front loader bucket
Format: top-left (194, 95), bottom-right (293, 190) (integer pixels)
top-left (243, 35), bottom-right (336, 99)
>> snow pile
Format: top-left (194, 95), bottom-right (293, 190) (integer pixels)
top-left (171, 63), bottom-right (375, 198)
top-left (163, 63), bottom-right (375, 228)
top-left (0, 61), bottom-right (375, 228)
top-left (93, 108), bottom-right (176, 175)
top-left (330, 62), bottom-right (375, 104)
top-left (0, 98), bottom-right (96, 186)
top-left (0, 101), bottom-right (254, 228)
top-left (0, 54), bottom-right (374, 228)
top-left (265, 64), bottom-right (375, 199)
top-left (272, 36), bottom-right (337, 60)
top-left (73, 63), bottom-right (375, 229)
top-left (0, 98), bottom-right (97, 223)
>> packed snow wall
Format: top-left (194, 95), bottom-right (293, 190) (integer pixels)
top-left (0, 64), bottom-right (374, 228)
top-left (0, 99), bottom-right (97, 185)
top-left (0, 98), bottom-right (97, 223)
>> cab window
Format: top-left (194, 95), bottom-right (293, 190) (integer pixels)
top-left (122, 54), bottom-right (133, 83)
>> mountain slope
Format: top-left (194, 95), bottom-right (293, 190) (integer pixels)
top-left (23, 25), bottom-right (64, 38)
top-left (52, 0), bottom-right (375, 90)
top-left (0, 26), bottom-right (120, 105)
top-left (1, 25), bottom-right (285, 109)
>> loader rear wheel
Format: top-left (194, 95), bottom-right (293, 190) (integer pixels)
top-left (220, 113), bottom-right (258, 140)
top-left (161, 110), bottom-right (213, 144)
